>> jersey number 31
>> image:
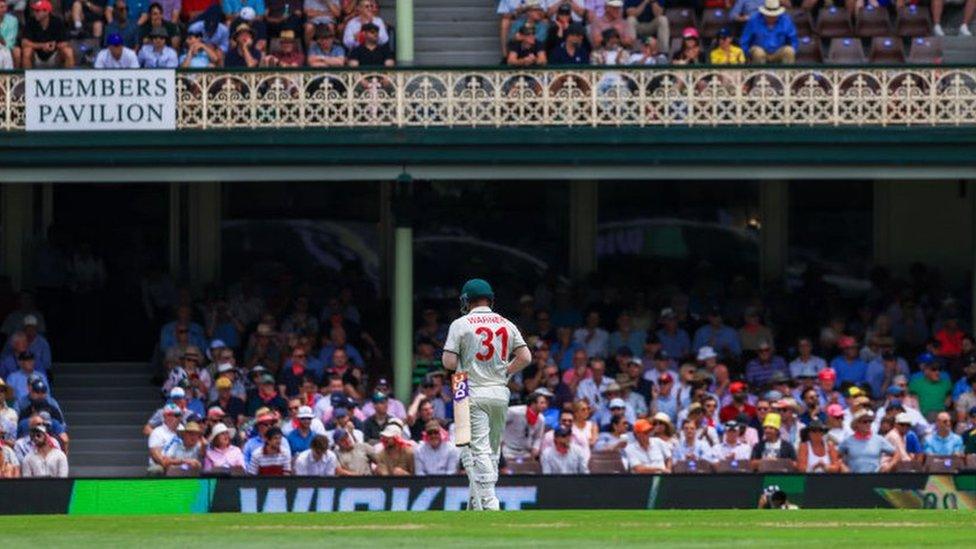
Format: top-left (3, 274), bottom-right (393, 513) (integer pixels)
top-left (474, 326), bottom-right (508, 362)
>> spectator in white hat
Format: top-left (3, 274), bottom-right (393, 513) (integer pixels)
top-left (148, 403), bottom-right (182, 473)
top-left (885, 412), bottom-right (922, 464)
top-left (0, 418), bottom-right (20, 478)
top-left (837, 409), bottom-right (897, 473)
top-left (162, 421), bottom-right (205, 474)
top-left (294, 434), bottom-right (338, 476)
top-left (9, 317), bottom-right (51, 376)
top-left (708, 420), bottom-right (752, 462)
top-left (594, 414), bottom-right (631, 451)
top-left (285, 404), bottom-right (325, 454)
top-left (203, 422), bottom-right (244, 474)
top-left (0, 292), bottom-right (46, 339)
top-left (375, 423), bottom-right (414, 476)
top-left (589, 0), bottom-right (635, 48)
top-left (21, 424), bottom-right (67, 478)
top-left (541, 426), bottom-right (589, 474)
top-left (414, 420), bottom-right (459, 475)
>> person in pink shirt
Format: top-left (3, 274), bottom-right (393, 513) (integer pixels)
top-left (561, 349), bottom-right (591, 392)
top-left (203, 423), bottom-right (245, 473)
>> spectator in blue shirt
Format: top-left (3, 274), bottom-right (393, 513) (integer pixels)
top-left (830, 336), bottom-right (869, 385)
top-left (692, 307), bottom-right (741, 362)
top-left (319, 326), bottom-right (365, 368)
top-left (730, 0), bottom-right (765, 22)
top-left (740, 0), bottom-right (797, 64)
top-left (864, 351), bottom-right (910, 399)
top-left (924, 412), bottom-right (965, 455)
top-left (550, 326), bottom-right (584, 371)
top-left (745, 341), bottom-right (790, 388)
top-left (656, 308), bottom-right (690, 361)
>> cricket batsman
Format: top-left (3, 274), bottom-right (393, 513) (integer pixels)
top-left (442, 278), bottom-right (531, 510)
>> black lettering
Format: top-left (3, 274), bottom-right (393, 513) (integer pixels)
top-left (35, 79), bottom-right (54, 98)
top-left (120, 78), bottom-right (133, 97)
top-left (51, 105), bottom-right (68, 124)
top-left (57, 79), bottom-right (73, 97)
top-left (76, 78), bottom-right (95, 98)
top-left (100, 79), bottom-right (115, 96)
top-left (38, 104), bottom-right (52, 122)
top-left (68, 104), bottom-right (86, 122)
top-left (154, 77), bottom-right (167, 96)
top-left (146, 103), bottom-right (163, 122)
top-left (137, 78), bottom-right (150, 97)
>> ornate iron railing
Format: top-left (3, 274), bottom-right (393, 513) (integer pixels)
top-left (2, 67), bottom-right (975, 130)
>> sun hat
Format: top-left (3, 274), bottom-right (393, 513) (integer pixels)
top-left (758, 0), bottom-right (785, 17)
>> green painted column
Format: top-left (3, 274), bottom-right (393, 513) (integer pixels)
top-left (392, 174), bottom-right (414, 402)
top-left (569, 181), bottom-right (598, 281)
top-left (1, 184), bottom-right (33, 291)
top-left (395, 0), bottom-right (414, 65)
top-left (759, 180), bottom-right (788, 290)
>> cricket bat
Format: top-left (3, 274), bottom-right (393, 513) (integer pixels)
top-left (452, 371), bottom-right (471, 447)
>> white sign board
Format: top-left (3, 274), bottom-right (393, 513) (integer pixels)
top-left (25, 70), bottom-right (176, 131)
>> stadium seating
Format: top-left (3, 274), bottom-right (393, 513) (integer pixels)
top-left (796, 35), bottom-right (824, 63)
top-left (791, 9), bottom-right (816, 37)
top-left (855, 5), bottom-right (894, 38)
top-left (893, 460), bottom-right (926, 473)
top-left (895, 5), bottom-right (933, 38)
top-left (907, 36), bottom-right (943, 63)
top-left (713, 458), bottom-right (751, 474)
top-left (588, 450), bottom-right (627, 474)
top-left (756, 459), bottom-right (797, 473)
top-left (924, 455), bottom-right (965, 473)
top-left (672, 458), bottom-right (714, 474)
top-left (701, 9), bottom-right (732, 39)
top-left (667, 8), bottom-right (699, 38)
top-left (965, 455), bottom-right (976, 471)
top-left (869, 37), bottom-right (906, 64)
top-left (507, 458), bottom-right (542, 475)
top-left (827, 37), bottom-right (867, 64)
top-left (817, 6), bottom-right (855, 38)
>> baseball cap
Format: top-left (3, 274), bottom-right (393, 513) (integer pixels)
top-left (633, 419), bottom-right (653, 434)
top-left (818, 368), bottom-right (837, 382)
top-left (628, 357), bottom-right (643, 367)
top-left (215, 377), bottom-right (232, 390)
top-left (654, 349), bottom-right (670, 361)
top-left (163, 402), bottom-right (183, 416)
top-left (837, 336), bottom-right (857, 349)
top-left (169, 387), bottom-right (186, 399)
top-left (764, 390), bottom-right (783, 401)
top-left (887, 385), bottom-right (905, 396)
top-left (609, 398), bottom-right (626, 409)
top-left (239, 6), bottom-right (256, 20)
top-left (207, 406), bottom-right (226, 419)
top-left (894, 412), bottom-right (913, 425)
top-left (217, 362), bottom-right (235, 374)
top-left (531, 387), bottom-right (555, 399)
top-left (729, 381), bottom-right (747, 394)
top-left (375, 377), bottom-right (390, 388)
top-left (723, 420), bottom-right (739, 430)
top-left (848, 386), bottom-right (863, 398)
top-left (31, 424), bottom-right (48, 434)
top-left (717, 27), bottom-right (732, 38)
top-left (762, 412), bottom-right (781, 430)
top-left (332, 429), bottom-right (349, 444)
top-left (362, 22), bottom-right (379, 33)
top-left (380, 423), bottom-right (402, 438)
top-left (554, 425), bottom-right (572, 437)
top-left (22, 315), bottom-right (38, 327)
top-left (107, 33), bottom-right (124, 46)
top-left (333, 407), bottom-right (348, 418)
top-left (30, 379), bottom-right (48, 393)
top-left (187, 21), bottom-right (205, 36)
top-left (38, 411), bottom-right (52, 424)
top-left (853, 409), bottom-right (875, 421)
top-left (425, 420), bottom-right (441, 434)
top-left (32, 0), bottom-right (52, 12)
top-left (658, 372), bottom-right (674, 384)
top-left (259, 374), bottom-right (276, 385)
top-left (917, 352), bottom-right (938, 367)
top-left (681, 26), bottom-right (700, 39)
top-left (297, 406), bottom-right (315, 419)
top-left (371, 391), bottom-right (389, 403)
top-left (826, 403), bottom-right (845, 417)
top-left (696, 346), bottom-right (717, 361)
top-left (557, 3), bottom-right (572, 14)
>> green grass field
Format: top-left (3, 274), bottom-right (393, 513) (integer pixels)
top-left (3, 510), bottom-right (974, 548)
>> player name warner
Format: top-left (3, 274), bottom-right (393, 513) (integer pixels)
top-left (465, 315), bottom-right (504, 324)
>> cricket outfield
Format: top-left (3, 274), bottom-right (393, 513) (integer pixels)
top-left (3, 509), bottom-right (974, 548)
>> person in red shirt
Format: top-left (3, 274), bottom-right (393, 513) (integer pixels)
top-left (934, 315), bottom-right (964, 358)
top-left (720, 381), bottom-right (757, 422)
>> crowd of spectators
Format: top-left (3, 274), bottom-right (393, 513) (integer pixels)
top-left (0, 297), bottom-right (69, 478)
top-left (0, 0), bottom-right (395, 69)
top-left (498, 0), bottom-right (969, 66)
top-left (138, 260), bottom-right (976, 478)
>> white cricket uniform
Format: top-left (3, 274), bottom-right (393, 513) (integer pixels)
top-left (444, 305), bottom-right (526, 510)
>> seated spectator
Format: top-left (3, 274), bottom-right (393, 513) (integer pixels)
top-left (342, 0), bottom-right (388, 51)
top-left (16, 378), bottom-right (65, 427)
top-left (590, 0), bottom-right (635, 49)
top-left (20, 424), bottom-right (67, 478)
top-left (225, 23), bottom-right (262, 67)
top-left (932, 0), bottom-right (974, 37)
top-left (21, 0), bottom-right (74, 69)
top-left (6, 353), bottom-right (50, 401)
top-left (0, 377), bottom-right (16, 425)
top-left (329, 407), bottom-right (366, 443)
top-left (548, 22), bottom-right (589, 64)
top-left (624, 0), bottom-right (668, 52)
top-left (865, 351), bottom-right (910, 400)
top-left (208, 376), bottom-right (247, 426)
top-left (266, 28), bottom-right (305, 66)
top-left (294, 434), bottom-right (338, 476)
top-left (956, 374), bottom-right (976, 424)
top-left (674, 418), bottom-right (713, 461)
top-left (709, 420), bottom-right (753, 462)
top-left (0, 292), bottom-right (47, 338)
top-left (147, 403), bottom-right (181, 474)
top-left (247, 426), bottom-right (292, 476)
top-left (304, 0), bottom-right (341, 43)
top-left (187, 11), bottom-right (229, 56)
top-left (334, 429), bottom-right (375, 476)
top-left (138, 3), bottom-right (180, 48)
top-left (775, 397), bottom-right (804, 447)
top-left (796, 420), bottom-right (840, 473)
top-left (502, 390), bottom-right (548, 460)
top-left (739, 307), bottom-right (773, 353)
top-left (885, 412), bottom-right (922, 462)
top-left (745, 341), bottom-right (788, 388)
top-left (789, 337), bottom-right (826, 380)
top-left (362, 391), bottom-right (392, 443)
top-left (505, 21), bottom-right (547, 66)
top-left (709, 27), bottom-right (745, 65)
top-left (413, 420), bottom-right (459, 475)
top-left (67, 0), bottom-right (107, 41)
top-left (264, 0), bottom-right (303, 38)
top-left (0, 419), bottom-right (19, 477)
top-left (574, 311), bottom-right (610, 359)
top-left (730, 0), bottom-right (764, 22)
top-left (138, 26), bottom-right (179, 67)
top-left (103, 0), bottom-right (141, 48)
top-left (347, 22), bottom-right (393, 67)
top-left (541, 425), bottom-right (589, 474)
top-left (203, 422), bottom-right (245, 474)
top-left (242, 409), bottom-right (291, 464)
top-left (625, 418), bottom-right (672, 473)
top-left (278, 348), bottom-right (312, 398)
top-left (7, 321), bottom-right (51, 377)
top-left (909, 354), bottom-right (952, 417)
top-left (284, 404), bottom-right (321, 454)
top-left (497, 0), bottom-right (533, 53)
top-left (740, 0), bottom-right (797, 65)
top-left (306, 25), bottom-right (345, 66)
top-left (830, 336), bottom-right (869, 385)
top-left (226, 7), bottom-right (268, 52)
top-left (750, 412), bottom-right (796, 469)
top-left (360, 377), bottom-right (406, 420)
top-left (508, 0), bottom-right (549, 47)
top-left (720, 381), bottom-right (756, 422)
top-left (594, 413), bottom-right (631, 451)
top-left (924, 411), bottom-right (964, 455)
top-left (838, 409), bottom-right (897, 472)
top-left (162, 421), bottom-right (204, 474)
top-left (545, 3), bottom-right (581, 53)
top-left (320, 326), bottom-right (364, 369)
top-left (692, 307), bottom-right (741, 362)
top-left (246, 374), bottom-right (288, 417)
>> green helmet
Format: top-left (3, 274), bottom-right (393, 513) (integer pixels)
top-left (460, 278), bottom-right (494, 311)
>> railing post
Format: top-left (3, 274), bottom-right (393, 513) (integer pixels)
top-left (396, 72), bottom-right (404, 128)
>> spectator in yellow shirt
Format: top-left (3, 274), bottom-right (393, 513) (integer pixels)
top-left (709, 27), bottom-right (745, 65)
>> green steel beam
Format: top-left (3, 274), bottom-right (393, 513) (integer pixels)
top-left (392, 173), bottom-right (414, 402)
top-left (395, 0), bottom-right (414, 66)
